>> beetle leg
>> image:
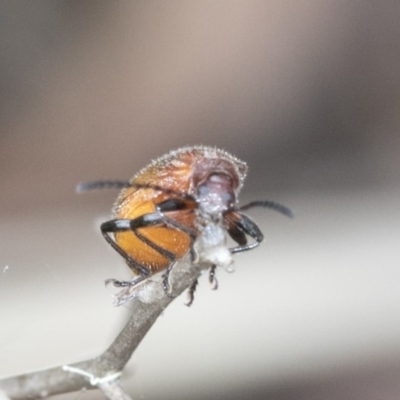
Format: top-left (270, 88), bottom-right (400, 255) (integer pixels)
top-left (131, 208), bottom-right (201, 295)
top-left (160, 262), bottom-right (178, 297)
top-left (130, 215), bottom-right (178, 262)
top-left (209, 264), bottom-right (218, 290)
top-left (105, 275), bottom-right (148, 288)
top-left (225, 212), bottom-right (264, 254)
top-left (129, 213), bottom-right (179, 296)
top-left (156, 199), bottom-right (198, 242)
top-left (103, 193), bottom-right (199, 296)
top-left (160, 214), bottom-right (199, 262)
top-left (185, 279), bottom-right (198, 307)
top-left (156, 199), bottom-right (200, 288)
top-left (227, 221), bottom-right (248, 246)
top-left (102, 209), bottom-right (198, 296)
top-left (158, 215), bottom-right (200, 293)
top-left (102, 214), bottom-right (178, 292)
top-left (101, 219), bottom-right (151, 278)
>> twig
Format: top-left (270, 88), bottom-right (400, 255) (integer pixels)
top-left (98, 380), bottom-right (133, 400)
top-left (0, 254), bottom-right (205, 399)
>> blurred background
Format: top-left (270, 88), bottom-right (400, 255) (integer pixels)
top-left (1, 1), bottom-right (400, 399)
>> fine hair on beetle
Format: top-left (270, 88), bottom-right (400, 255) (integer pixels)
top-left (77, 146), bottom-right (292, 306)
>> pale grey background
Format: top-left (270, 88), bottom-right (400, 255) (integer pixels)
top-left (1, 2), bottom-right (400, 399)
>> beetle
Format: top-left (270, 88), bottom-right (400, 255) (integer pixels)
top-left (78, 146), bottom-right (292, 305)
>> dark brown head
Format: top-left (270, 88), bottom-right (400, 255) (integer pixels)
top-left (189, 147), bottom-right (247, 217)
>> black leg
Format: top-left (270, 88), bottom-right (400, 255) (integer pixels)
top-left (133, 228), bottom-right (177, 262)
top-left (130, 210), bottom-right (199, 294)
top-left (226, 213), bottom-right (264, 254)
top-left (102, 208), bottom-right (199, 296)
top-left (162, 261), bottom-right (178, 296)
top-left (209, 265), bottom-right (218, 290)
top-left (101, 219), bottom-right (151, 277)
top-left (156, 199), bottom-right (198, 244)
top-left (160, 214), bottom-right (199, 263)
top-left (185, 279), bottom-right (198, 307)
top-left (105, 275), bottom-right (148, 288)
top-left (227, 223), bottom-right (247, 246)
top-left (156, 202), bottom-right (199, 290)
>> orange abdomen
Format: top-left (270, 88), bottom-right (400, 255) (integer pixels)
top-left (114, 187), bottom-right (196, 273)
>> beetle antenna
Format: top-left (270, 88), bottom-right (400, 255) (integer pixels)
top-left (239, 200), bottom-right (294, 218)
top-left (76, 181), bottom-right (131, 193)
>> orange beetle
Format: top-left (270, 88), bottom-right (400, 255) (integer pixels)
top-left (78, 146), bottom-right (292, 305)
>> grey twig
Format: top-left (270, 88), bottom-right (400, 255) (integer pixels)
top-left (98, 380), bottom-right (133, 400)
top-left (0, 254), bottom-right (206, 399)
